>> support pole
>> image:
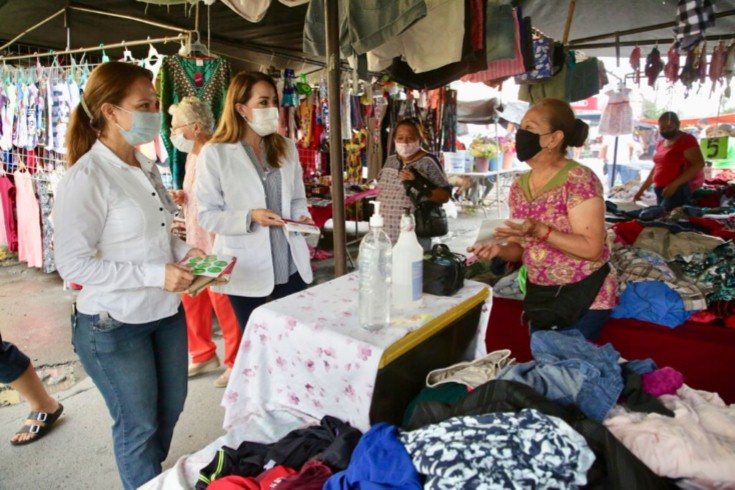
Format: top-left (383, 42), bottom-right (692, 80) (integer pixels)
top-left (325, 0), bottom-right (347, 277)
top-left (562, 0), bottom-right (577, 45)
top-left (611, 34), bottom-right (621, 188)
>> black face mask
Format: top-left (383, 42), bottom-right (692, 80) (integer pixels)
top-left (516, 128), bottom-right (553, 162)
top-left (659, 130), bottom-right (678, 140)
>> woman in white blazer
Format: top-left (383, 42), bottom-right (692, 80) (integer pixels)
top-left (197, 71), bottom-right (313, 331)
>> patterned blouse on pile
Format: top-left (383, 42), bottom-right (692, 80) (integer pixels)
top-left (377, 153), bottom-right (450, 243)
top-left (509, 161), bottom-right (617, 310)
top-left (157, 55), bottom-right (231, 189)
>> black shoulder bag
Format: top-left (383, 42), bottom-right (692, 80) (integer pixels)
top-left (423, 244), bottom-right (466, 296)
top-left (523, 263), bottom-right (611, 330)
top-left (403, 156), bottom-right (449, 238)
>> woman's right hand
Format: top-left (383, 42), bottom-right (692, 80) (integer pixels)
top-left (467, 242), bottom-right (502, 260)
top-left (170, 190), bottom-right (186, 206)
top-left (251, 209), bottom-right (285, 227)
top-left (164, 263), bottom-right (195, 293)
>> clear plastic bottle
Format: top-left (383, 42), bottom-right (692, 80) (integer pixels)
top-left (392, 208), bottom-right (423, 308)
top-left (358, 201), bottom-right (392, 331)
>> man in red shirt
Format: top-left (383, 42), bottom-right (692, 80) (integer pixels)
top-left (634, 112), bottom-right (705, 210)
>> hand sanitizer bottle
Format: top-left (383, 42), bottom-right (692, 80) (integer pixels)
top-left (358, 201), bottom-right (392, 331)
top-left (392, 208), bottom-right (423, 308)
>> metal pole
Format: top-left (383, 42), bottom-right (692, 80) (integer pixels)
top-left (562, 0), bottom-right (577, 45)
top-left (0, 8), bottom-right (66, 52)
top-left (610, 34), bottom-right (621, 188)
top-left (325, 0), bottom-right (347, 277)
top-left (0, 35), bottom-right (187, 62)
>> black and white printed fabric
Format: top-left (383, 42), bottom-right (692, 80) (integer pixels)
top-left (399, 409), bottom-right (595, 490)
top-left (673, 0), bottom-right (715, 53)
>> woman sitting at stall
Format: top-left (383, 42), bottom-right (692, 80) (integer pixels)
top-left (377, 118), bottom-right (451, 249)
top-left (634, 111), bottom-right (705, 210)
top-left (469, 99), bottom-right (617, 340)
top-left (196, 71), bottom-right (313, 332)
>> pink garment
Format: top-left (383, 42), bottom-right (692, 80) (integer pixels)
top-left (461, 9), bottom-right (525, 83)
top-left (641, 367), bottom-right (685, 397)
top-left (0, 191), bottom-right (7, 246)
top-left (182, 153), bottom-right (215, 253)
top-left (604, 385), bottom-right (735, 482)
top-left (14, 171), bottom-right (42, 268)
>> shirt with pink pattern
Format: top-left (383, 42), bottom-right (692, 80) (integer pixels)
top-left (183, 153), bottom-right (215, 254)
top-left (509, 161), bottom-right (617, 310)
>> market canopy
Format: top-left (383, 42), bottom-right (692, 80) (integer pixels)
top-left (1, 0), bottom-right (734, 71)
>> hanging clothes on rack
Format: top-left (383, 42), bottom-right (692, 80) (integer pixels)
top-left (158, 55), bottom-right (231, 189)
top-left (599, 89), bottom-right (633, 136)
top-left (0, 173), bottom-right (17, 252)
top-left (36, 174), bottom-right (55, 273)
top-left (13, 169), bottom-right (42, 268)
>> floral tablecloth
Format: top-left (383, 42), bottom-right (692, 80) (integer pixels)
top-left (222, 273), bottom-right (492, 432)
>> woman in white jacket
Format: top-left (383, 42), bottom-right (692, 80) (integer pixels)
top-left (197, 71), bottom-right (313, 331)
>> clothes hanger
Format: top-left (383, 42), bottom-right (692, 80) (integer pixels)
top-left (187, 31), bottom-right (213, 58)
top-left (99, 44), bottom-right (110, 63)
top-left (119, 42), bottom-right (136, 63)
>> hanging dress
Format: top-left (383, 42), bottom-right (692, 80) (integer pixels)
top-left (598, 89), bottom-right (633, 136)
top-left (14, 170), bottom-right (43, 268)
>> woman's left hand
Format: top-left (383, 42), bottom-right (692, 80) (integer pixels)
top-left (496, 219), bottom-right (546, 239)
top-left (183, 248), bottom-right (207, 260)
top-left (298, 215), bottom-right (315, 225)
top-left (661, 183), bottom-right (680, 198)
top-left (399, 169), bottom-right (416, 181)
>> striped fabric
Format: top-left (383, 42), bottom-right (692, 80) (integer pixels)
top-left (242, 142), bottom-right (297, 286)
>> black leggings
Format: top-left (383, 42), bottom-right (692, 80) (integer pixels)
top-left (227, 273), bottom-right (307, 332)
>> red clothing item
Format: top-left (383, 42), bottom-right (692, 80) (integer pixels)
top-left (181, 288), bottom-right (242, 368)
top-left (612, 220), bottom-right (645, 245)
top-left (652, 132), bottom-right (699, 188)
top-left (688, 217), bottom-right (735, 241)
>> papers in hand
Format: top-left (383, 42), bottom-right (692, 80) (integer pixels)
top-left (474, 218), bottom-right (525, 246)
top-left (178, 254), bottom-right (237, 297)
top-left (283, 219), bottom-right (321, 235)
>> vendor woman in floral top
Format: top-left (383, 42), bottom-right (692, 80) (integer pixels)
top-left (470, 99), bottom-right (617, 340)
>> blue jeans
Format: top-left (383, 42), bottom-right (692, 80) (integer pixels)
top-left (654, 185), bottom-right (691, 211)
top-left (228, 273), bottom-right (307, 331)
top-left (530, 309), bottom-right (611, 341)
top-left (0, 333), bottom-right (31, 383)
top-left (72, 307), bottom-right (188, 490)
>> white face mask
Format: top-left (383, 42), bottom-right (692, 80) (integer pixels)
top-left (395, 141), bottom-right (421, 159)
top-left (243, 107), bottom-right (279, 137)
top-left (171, 131), bottom-right (194, 154)
top-left (114, 106), bottom-right (161, 146)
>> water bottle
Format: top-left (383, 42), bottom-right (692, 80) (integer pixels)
top-left (358, 201), bottom-right (392, 331)
top-left (392, 208), bottom-right (423, 308)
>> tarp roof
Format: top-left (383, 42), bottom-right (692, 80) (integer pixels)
top-left (1, 0), bottom-right (734, 72)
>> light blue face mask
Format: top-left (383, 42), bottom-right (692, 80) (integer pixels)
top-left (114, 106), bottom-right (161, 146)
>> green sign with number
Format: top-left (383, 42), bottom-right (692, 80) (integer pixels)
top-left (701, 137), bottom-right (730, 160)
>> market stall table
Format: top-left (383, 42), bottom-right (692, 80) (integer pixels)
top-left (447, 168), bottom-right (523, 216)
top-left (221, 273), bottom-right (492, 432)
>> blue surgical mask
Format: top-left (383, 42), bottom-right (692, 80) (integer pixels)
top-left (114, 106), bottom-right (161, 146)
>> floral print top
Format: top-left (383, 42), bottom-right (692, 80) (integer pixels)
top-left (509, 161), bottom-right (617, 310)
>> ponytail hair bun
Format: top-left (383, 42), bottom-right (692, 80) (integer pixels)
top-left (568, 118), bottom-right (589, 147)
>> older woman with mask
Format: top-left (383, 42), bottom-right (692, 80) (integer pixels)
top-left (469, 98), bottom-right (617, 340)
top-left (169, 97), bottom-right (242, 388)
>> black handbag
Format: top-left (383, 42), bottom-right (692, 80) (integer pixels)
top-left (414, 200), bottom-right (449, 238)
top-left (423, 244), bottom-right (466, 296)
top-left (523, 263), bottom-right (611, 330)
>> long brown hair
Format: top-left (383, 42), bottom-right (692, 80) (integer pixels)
top-left (210, 71), bottom-right (287, 168)
top-left (66, 62), bottom-right (153, 167)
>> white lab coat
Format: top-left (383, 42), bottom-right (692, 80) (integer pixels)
top-left (196, 139), bottom-right (313, 297)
